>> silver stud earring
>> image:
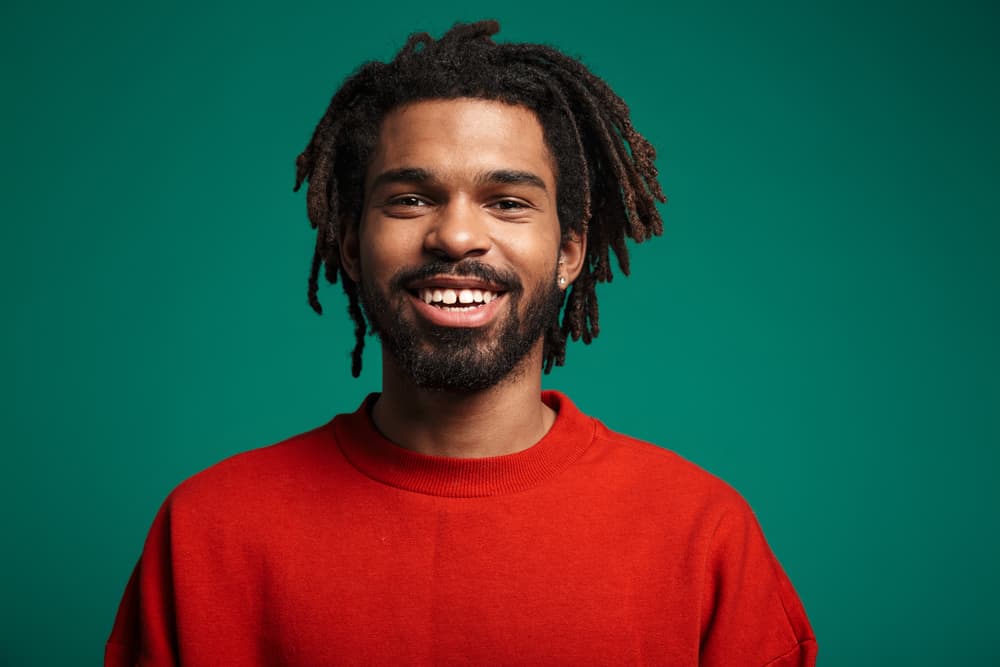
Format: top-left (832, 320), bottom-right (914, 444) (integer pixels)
top-left (559, 276), bottom-right (567, 286)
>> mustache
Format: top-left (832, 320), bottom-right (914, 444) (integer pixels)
top-left (390, 260), bottom-right (523, 293)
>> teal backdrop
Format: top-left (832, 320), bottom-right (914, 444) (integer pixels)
top-left (3, 0), bottom-right (997, 664)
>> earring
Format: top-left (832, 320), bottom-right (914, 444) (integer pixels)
top-left (558, 276), bottom-right (567, 286)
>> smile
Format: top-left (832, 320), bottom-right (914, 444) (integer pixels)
top-left (405, 280), bottom-right (509, 328)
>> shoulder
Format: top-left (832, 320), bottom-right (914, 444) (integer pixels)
top-left (583, 415), bottom-right (749, 513)
top-left (573, 420), bottom-right (817, 658)
top-left (552, 391), bottom-right (740, 501)
top-left (164, 420), bottom-right (342, 515)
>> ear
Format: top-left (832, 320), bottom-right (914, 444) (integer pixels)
top-left (558, 229), bottom-right (586, 290)
top-left (339, 219), bottom-right (362, 283)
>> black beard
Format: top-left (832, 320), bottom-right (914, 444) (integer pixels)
top-left (358, 259), bottom-right (563, 392)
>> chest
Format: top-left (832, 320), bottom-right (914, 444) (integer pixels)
top-left (174, 490), bottom-right (706, 665)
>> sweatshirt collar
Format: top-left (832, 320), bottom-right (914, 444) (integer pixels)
top-left (332, 390), bottom-right (595, 497)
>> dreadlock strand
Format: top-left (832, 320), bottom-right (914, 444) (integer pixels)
top-left (322, 251), bottom-right (339, 285)
top-left (585, 272), bottom-right (601, 338)
top-left (609, 136), bottom-right (654, 242)
top-left (561, 275), bottom-right (591, 344)
top-left (610, 233), bottom-right (631, 278)
top-left (304, 150), bottom-right (332, 229)
top-left (543, 80), bottom-right (593, 230)
top-left (343, 278), bottom-right (366, 378)
top-left (441, 19), bottom-right (499, 45)
top-left (395, 31), bottom-right (434, 62)
top-left (563, 285), bottom-right (583, 343)
top-left (589, 207), bottom-right (615, 283)
top-left (307, 245), bottom-right (323, 315)
top-left (543, 317), bottom-right (568, 372)
top-left (611, 117), bottom-right (666, 232)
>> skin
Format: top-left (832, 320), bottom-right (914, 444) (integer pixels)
top-left (340, 98), bottom-right (585, 458)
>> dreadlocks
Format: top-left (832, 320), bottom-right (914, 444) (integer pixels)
top-left (294, 19), bottom-right (665, 377)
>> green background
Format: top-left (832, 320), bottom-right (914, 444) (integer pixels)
top-left (3, 0), bottom-right (997, 664)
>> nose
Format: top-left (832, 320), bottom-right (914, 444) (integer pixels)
top-left (423, 199), bottom-right (491, 260)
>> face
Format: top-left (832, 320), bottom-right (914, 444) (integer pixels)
top-left (340, 98), bottom-right (584, 391)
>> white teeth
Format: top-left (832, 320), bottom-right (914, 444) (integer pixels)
top-left (417, 287), bottom-right (499, 306)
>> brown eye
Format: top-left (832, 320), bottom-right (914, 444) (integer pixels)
top-left (390, 196), bottom-right (428, 207)
top-left (490, 199), bottom-right (531, 211)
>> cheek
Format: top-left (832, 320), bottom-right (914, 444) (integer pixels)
top-left (505, 226), bottom-right (562, 270)
top-left (358, 219), bottom-right (420, 282)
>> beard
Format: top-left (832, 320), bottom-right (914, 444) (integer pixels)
top-left (357, 259), bottom-right (564, 392)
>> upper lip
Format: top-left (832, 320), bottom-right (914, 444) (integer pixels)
top-left (406, 276), bottom-right (507, 292)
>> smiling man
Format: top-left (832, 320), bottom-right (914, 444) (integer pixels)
top-left (107, 21), bottom-right (816, 666)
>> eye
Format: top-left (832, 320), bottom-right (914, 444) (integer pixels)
top-left (381, 195), bottom-right (433, 217)
top-left (389, 195), bottom-right (429, 207)
top-left (489, 199), bottom-right (531, 211)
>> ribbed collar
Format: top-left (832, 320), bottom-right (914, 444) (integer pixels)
top-left (331, 391), bottom-right (596, 497)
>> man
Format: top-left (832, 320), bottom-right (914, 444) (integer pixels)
top-left (107, 20), bottom-right (816, 666)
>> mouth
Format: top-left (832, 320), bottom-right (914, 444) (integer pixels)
top-left (404, 278), bottom-right (509, 326)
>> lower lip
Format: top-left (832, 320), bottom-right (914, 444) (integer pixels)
top-left (407, 292), bottom-right (506, 328)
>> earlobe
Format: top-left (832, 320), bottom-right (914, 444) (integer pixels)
top-left (339, 221), bottom-right (362, 283)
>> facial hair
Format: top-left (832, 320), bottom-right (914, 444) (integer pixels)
top-left (357, 259), bottom-right (564, 392)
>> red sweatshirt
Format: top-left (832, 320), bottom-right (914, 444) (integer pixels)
top-left (107, 392), bottom-right (816, 666)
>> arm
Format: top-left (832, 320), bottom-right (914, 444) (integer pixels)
top-left (105, 500), bottom-right (179, 667)
top-left (698, 500), bottom-right (817, 667)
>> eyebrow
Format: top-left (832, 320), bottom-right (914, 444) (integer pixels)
top-left (368, 167), bottom-right (548, 193)
top-left (369, 167), bottom-right (433, 192)
top-left (477, 169), bottom-right (547, 191)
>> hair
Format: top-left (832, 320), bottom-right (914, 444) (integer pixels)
top-left (294, 19), bottom-right (665, 377)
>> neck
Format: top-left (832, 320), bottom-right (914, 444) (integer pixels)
top-left (372, 345), bottom-right (556, 458)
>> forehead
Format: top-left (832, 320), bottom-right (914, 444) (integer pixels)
top-left (366, 98), bottom-right (555, 188)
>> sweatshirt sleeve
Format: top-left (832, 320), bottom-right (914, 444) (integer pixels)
top-left (105, 499), bottom-right (179, 667)
top-left (698, 498), bottom-right (818, 667)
